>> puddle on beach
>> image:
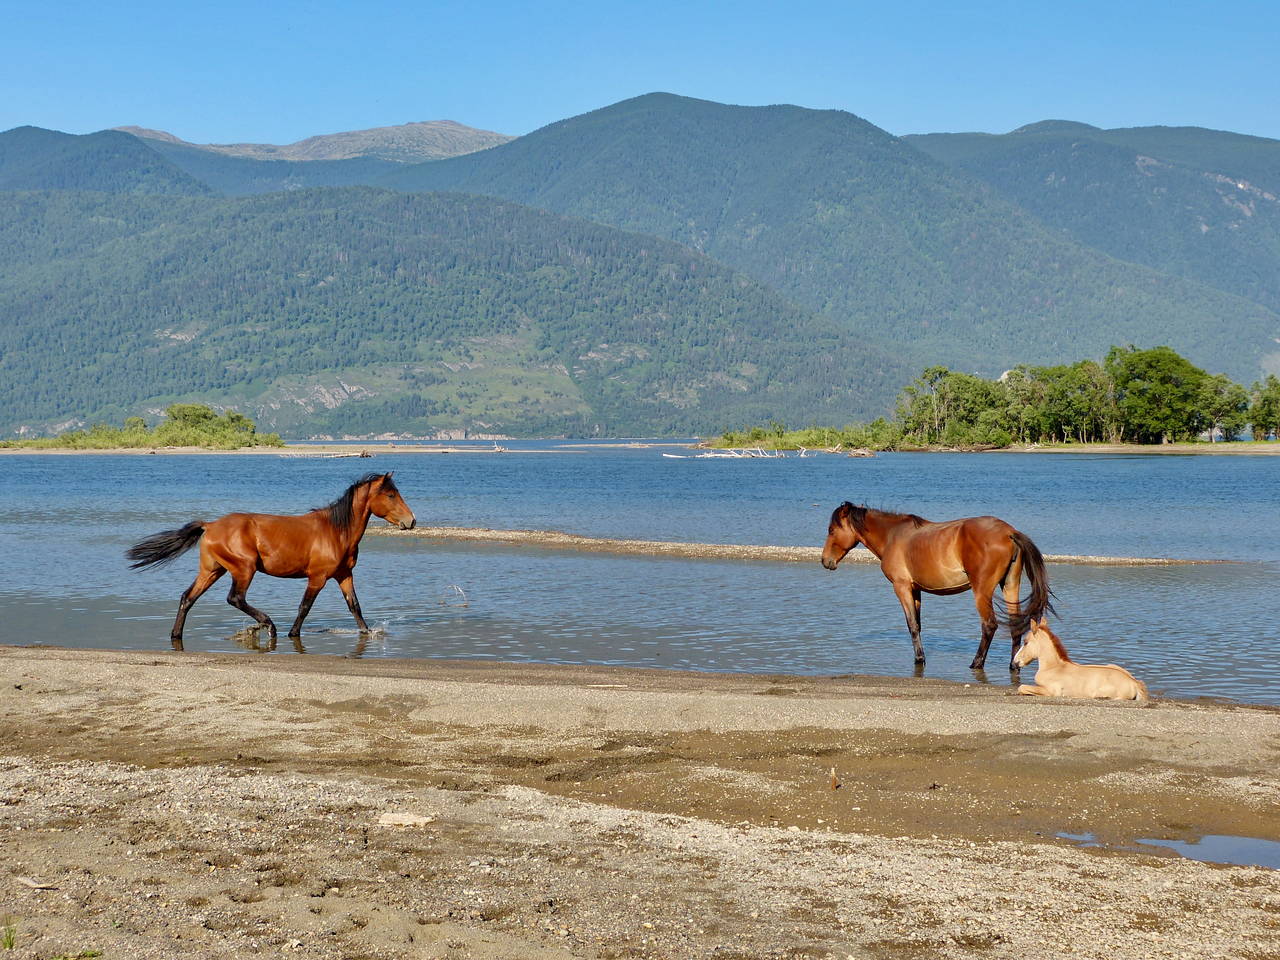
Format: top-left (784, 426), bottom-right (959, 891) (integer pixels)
top-left (1058, 831), bottom-right (1280, 869)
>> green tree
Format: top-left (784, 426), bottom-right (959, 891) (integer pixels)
top-left (896, 367), bottom-right (1008, 444)
top-left (1250, 374), bottom-right (1280, 440)
top-left (1199, 373), bottom-right (1250, 441)
top-left (1105, 345), bottom-right (1209, 443)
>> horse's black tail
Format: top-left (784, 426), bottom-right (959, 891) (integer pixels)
top-left (1005, 530), bottom-right (1057, 637)
top-left (126, 521), bottom-right (204, 570)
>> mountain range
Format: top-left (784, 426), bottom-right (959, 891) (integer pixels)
top-left (1, 94), bottom-right (1276, 437)
top-left (116, 119), bottom-right (512, 163)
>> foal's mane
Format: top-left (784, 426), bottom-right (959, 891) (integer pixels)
top-left (320, 473), bottom-right (397, 531)
top-left (832, 502), bottom-right (927, 529)
top-left (1037, 623), bottom-right (1073, 662)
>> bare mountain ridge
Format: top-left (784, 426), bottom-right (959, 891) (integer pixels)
top-left (115, 120), bottom-right (513, 163)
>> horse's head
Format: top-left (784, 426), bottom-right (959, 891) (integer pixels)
top-left (368, 473), bottom-right (416, 530)
top-left (821, 501), bottom-right (863, 570)
top-left (1013, 618), bottom-right (1052, 668)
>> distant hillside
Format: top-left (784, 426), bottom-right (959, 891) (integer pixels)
top-left (123, 135), bottom-right (405, 196)
top-left (0, 126), bottom-right (212, 195)
top-left (0, 188), bottom-right (907, 437)
top-left (117, 119), bottom-right (513, 163)
top-left (906, 123), bottom-right (1280, 314)
top-left (381, 94), bottom-right (1280, 383)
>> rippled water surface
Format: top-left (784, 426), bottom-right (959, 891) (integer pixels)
top-left (1, 445), bottom-right (1277, 702)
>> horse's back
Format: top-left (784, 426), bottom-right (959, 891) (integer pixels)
top-left (961, 515), bottom-right (1018, 537)
top-left (201, 510), bottom-right (335, 576)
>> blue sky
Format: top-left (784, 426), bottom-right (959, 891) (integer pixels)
top-left (3, 0), bottom-right (1277, 143)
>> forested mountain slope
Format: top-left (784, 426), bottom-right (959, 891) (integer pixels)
top-left (0, 127), bottom-right (213, 195)
top-left (383, 94), bottom-right (1280, 382)
top-left (0, 188), bottom-right (908, 437)
top-left (907, 122), bottom-right (1280, 314)
top-left (128, 137), bottom-right (406, 196)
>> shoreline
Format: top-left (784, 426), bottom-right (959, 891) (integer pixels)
top-left (1, 646), bottom-right (1277, 959)
top-left (1000, 441), bottom-right (1280, 455)
top-left (4, 439), bottom-right (1280, 455)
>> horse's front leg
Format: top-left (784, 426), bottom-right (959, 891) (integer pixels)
top-left (337, 571), bottom-right (371, 633)
top-left (893, 582), bottom-right (925, 665)
top-left (288, 576), bottom-right (328, 639)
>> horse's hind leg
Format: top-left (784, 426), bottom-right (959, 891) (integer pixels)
top-left (893, 582), bottom-right (925, 665)
top-left (968, 550), bottom-right (1011, 670)
top-left (226, 569), bottom-right (277, 640)
top-left (969, 583), bottom-right (1001, 671)
top-left (171, 564), bottom-right (225, 647)
top-left (1003, 551), bottom-right (1025, 671)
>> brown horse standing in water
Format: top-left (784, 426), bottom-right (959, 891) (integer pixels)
top-left (127, 473), bottom-right (415, 647)
top-left (821, 502), bottom-right (1054, 670)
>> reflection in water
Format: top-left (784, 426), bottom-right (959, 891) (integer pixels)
top-left (230, 625), bottom-right (272, 652)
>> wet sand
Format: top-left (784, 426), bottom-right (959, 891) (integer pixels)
top-left (1, 646), bottom-right (1276, 959)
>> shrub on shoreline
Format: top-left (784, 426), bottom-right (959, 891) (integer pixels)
top-left (1, 404), bottom-right (283, 450)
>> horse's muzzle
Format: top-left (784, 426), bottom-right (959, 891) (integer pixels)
top-left (821, 557), bottom-right (838, 571)
top-left (399, 518), bottom-right (416, 530)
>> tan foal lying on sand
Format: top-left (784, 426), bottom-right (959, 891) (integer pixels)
top-left (1015, 619), bottom-right (1149, 701)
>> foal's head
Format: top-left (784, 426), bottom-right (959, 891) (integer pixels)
top-left (1014, 619), bottom-right (1066, 668)
top-left (821, 502), bottom-right (866, 570)
top-left (365, 473), bottom-right (416, 530)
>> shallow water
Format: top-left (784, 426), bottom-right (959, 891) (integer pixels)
top-left (1059, 832), bottom-right (1280, 870)
top-left (1, 445), bottom-right (1277, 703)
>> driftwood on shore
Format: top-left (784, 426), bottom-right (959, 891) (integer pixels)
top-left (370, 525), bottom-right (1220, 567)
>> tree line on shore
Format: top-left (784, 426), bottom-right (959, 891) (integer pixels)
top-left (718, 346), bottom-right (1280, 450)
top-left (0, 404), bottom-right (283, 450)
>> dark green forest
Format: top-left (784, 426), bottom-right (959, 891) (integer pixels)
top-left (0, 188), bottom-right (907, 436)
top-left (906, 123), bottom-right (1280, 314)
top-left (0, 127), bottom-right (214, 196)
top-left (382, 94), bottom-right (1280, 383)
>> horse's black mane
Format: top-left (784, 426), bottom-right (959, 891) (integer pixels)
top-left (832, 501), bottom-right (927, 529)
top-left (320, 473), bottom-right (396, 531)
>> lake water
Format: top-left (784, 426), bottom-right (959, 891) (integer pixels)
top-left (1, 446), bottom-right (1277, 703)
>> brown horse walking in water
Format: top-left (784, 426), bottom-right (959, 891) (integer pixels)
top-left (821, 502), bottom-right (1055, 670)
top-left (126, 473), bottom-right (415, 647)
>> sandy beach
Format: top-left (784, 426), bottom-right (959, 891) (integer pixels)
top-left (1, 647), bottom-right (1276, 959)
